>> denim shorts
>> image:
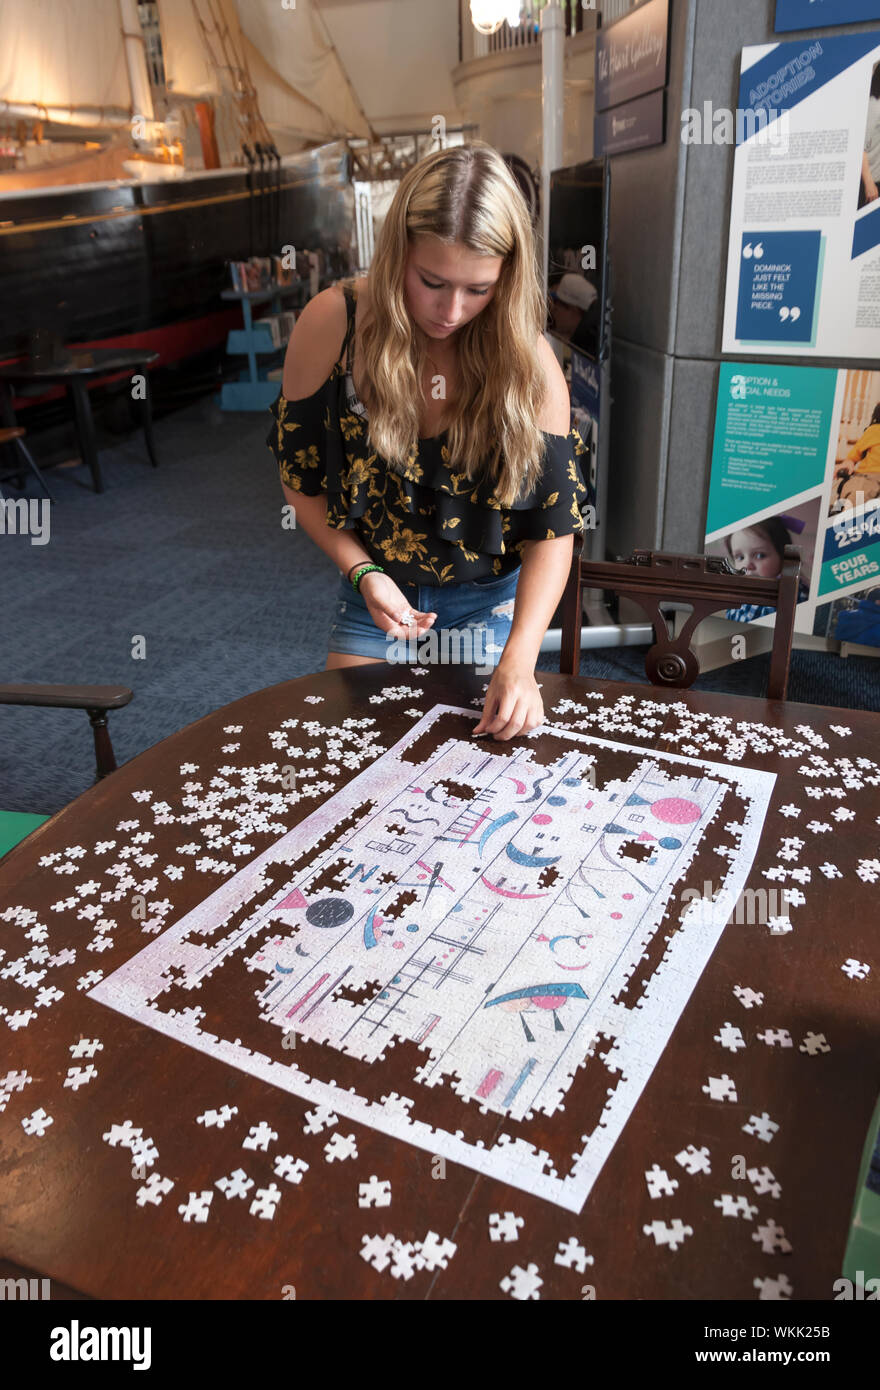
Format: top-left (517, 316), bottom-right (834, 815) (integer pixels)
top-left (327, 566), bottom-right (521, 671)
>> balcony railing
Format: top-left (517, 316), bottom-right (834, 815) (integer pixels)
top-left (460, 1), bottom-right (589, 61)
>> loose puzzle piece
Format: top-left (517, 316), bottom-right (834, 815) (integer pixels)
top-left (702, 1074), bottom-right (737, 1102)
top-left (714, 1193), bottom-right (758, 1220)
top-left (303, 1106), bottom-right (338, 1136)
top-left (102, 1120), bottom-right (143, 1148)
top-left (69, 1038), bottom-right (103, 1059)
top-left (747, 1166), bottom-right (781, 1200)
top-left (499, 1262), bottom-right (543, 1300)
top-left (129, 1135), bottom-right (159, 1170)
top-left (714, 1022), bottom-right (746, 1053)
top-left (799, 1032), bottom-right (830, 1056)
top-left (249, 1182), bottom-right (282, 1220)
top-left (756, 1029), bottom-right (793, 1048)
top-left (675, 1144), bottom-right (712, 1176)
top-left (645, 1165), bottom-right (679, 1199)
top-left (273, 1153), bottom-right (309, 1184)
top-left (324, 1132), bottom-right (358, 1163)
top-left (389, 1241), bottom-right (420, 1281)
top-left (753, 1273), bottom-right (793, 1300)
top-left (733, 985), bottom-right (764, 1010)
top-left (489, 1211), bottom-right (525, 1242)
top-left (242, 1120), bottom-right (278, 1152)
top-left (742, 1112), bottom-right (779, 1143)
top-left (841, 959), bottom-right (870, 981)
top-left (63, 1064), bottom-right (98, 1090)
top-left (178, 1190), bottom-right (213, 1223)
top-left (197, 1104), bottom-right (239, 1128)
top-left (554, 1238), bottom-right (594, 1273)
top-left (752, 1219), bottom-right (792, 1255)
top-left (358, 1175), bottom-right (392, 1208)
top-left (21, 1107), bottom-right (53, 1137)
top-left (135, 1174), bottom-right (174, 1207)
top-left (415, 1231), bottom-right (457, 1272)
top-left (360, 1233), bottom-right (395, 1274)
top-left (215, 1168), bottom-right (254, 1200)
top-left (642, 1219), bottom-right (693, 1252)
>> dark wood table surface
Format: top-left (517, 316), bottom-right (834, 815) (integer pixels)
top-left (1, 665), bottom-right (877, 1301)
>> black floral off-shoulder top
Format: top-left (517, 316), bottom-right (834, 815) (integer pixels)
top-left (267, 278), bottom-right (593, 587)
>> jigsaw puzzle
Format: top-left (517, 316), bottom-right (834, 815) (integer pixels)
top-left (88, 705), bottom-right (775, 1212)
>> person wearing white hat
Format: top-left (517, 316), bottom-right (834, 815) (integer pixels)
top-left (549, 273), bottom-right (599, 356)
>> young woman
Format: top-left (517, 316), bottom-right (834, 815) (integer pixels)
top-left (267, 141), bottom-right (591, 741)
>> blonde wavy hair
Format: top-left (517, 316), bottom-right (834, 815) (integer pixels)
top-left (357, 141), bottom-right (549, 509)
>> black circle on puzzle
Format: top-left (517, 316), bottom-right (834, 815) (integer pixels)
top-left (305, 897), bottom-right (355, 928)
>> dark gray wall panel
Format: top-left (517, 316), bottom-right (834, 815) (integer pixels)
top-left (662, 356), bottom-right (721, 550)
top-left (606, 339), bottom-right (674, 555)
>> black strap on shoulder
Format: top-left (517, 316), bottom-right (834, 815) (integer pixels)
top-left (340, 279), bottom-right (357, 372)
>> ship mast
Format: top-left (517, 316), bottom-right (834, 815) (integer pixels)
top-left (118, 0), bottom-right (155, 130)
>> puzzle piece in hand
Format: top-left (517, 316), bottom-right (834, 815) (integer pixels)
top-left (135, 1174), bottom-right (174, 1207)
top-left (752, 1219), bottom-right (792, 1254)
top-left (756, 1029), bottom-right (793, 1048)
top-left (645, 1165), bottom-right (679, 1199)
top-left (242, 1120), bottom-right (278, 1152)
top-left (841, 959), bottom-right (870, 981)
top-left (303, 1105), bottom-right (338, 1135)
top-left (675, 1144), bottom-right (712, 1176)
top-left (273, 1153), bottom-right (309, 1185)
top-left (733, 985), bottom-right (764, 1009)
top-left (742, 1112), bottom-right (779, 1143)
top-left (324, 1132), bottom-right (358, 1163)
top-left (753, 1273), bottom-right (793, 1300)
top-left (70, 1038), bottom-right (103, 1059)
top-left (714, 1193), bottom-right (758, 1220)
top-left (747, 1166), bottom-right (781, 1199)
top-left (642, 1219), bottom-right (693, 1252)
top-left (714, 1022), bottom-right (746, 1053)
top-left (102, 1120), bottom-right (143, 1148)
top-left (554, 1238), bottom-right (594, 1273)
top-left (215, 1168), bottom-right (255, 1200)
top-left (197, 1104), bottom-right (239, 1128)
top-left (799, 1032), bottom-right (830, 1056)
top-left (358, 1175), bottom-right (392, 1209)
top-left (21, 1107), bottom-right (53, 1136)
top-left (63, 1064), bottom-right (98, 1090)
top-left (489, 1211), bottom-right (525, 1242)
top-left (249, 1182), bottom-right (282, 1220)
top-left (702, 1074), bottom-right (738, 1102)
top-left (499, 1262), bottom-right (543, 1300)
top-left (178, 1190), bottom-right (213, 1223)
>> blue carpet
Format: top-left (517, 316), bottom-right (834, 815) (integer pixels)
top-left (1, 396), bottom-right (877, 816)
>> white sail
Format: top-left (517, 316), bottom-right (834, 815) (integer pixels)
top-left (0, 0), bottom-right (131, 115)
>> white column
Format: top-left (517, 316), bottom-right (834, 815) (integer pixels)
top-left (540, 0), bottom-right (565, 294)
top-left (118, 0), bottom-right (155, 129)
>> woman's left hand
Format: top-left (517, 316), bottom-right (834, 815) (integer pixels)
top-left (472, 658), bottom-right (544, 740)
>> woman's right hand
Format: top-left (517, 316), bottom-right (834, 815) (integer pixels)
top-left (358, 571), bottom-right (437, 642)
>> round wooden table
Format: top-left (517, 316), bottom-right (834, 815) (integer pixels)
top-left (1, 663), bottom-right (877, 1301)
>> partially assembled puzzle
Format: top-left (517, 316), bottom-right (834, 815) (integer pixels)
top-left (90, 705), bottom-right (775, 1211)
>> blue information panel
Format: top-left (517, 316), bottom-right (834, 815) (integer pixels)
top-left (776, 0), bottom-right (880, 32)
top-left (734, 229), bottom-right (822, 345)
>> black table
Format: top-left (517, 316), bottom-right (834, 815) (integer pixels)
top-left (0, 348), bottom-right (160, 493)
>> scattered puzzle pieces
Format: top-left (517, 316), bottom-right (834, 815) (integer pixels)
top-left (714, 1193), bottom-right (758, 1220)
top-left (554, 1238), bottom-right (594, 1273)
top-left (642, 1219), bottom-right (693, 1252)
top-left (714, 1022), bottom-right (746, 1053)
top-left (178, 1190), bottom-right (213, 1223)
top-left (645, 1165), bottom-right (679, 1199)
top-left (135, 1174), bottom-right (174, 1207)
top-left (358, 1175), bottom-right (392, 1209)
top-left (63, 1063), bottom-right (98, 1090)
top-left (487, 1209), bottom-right (525, 1243)
top-left (675, 1144), bottom-right (712, 1176)
top-left (756, 1029), bottom-right (793, 1048)
top-left (747, 1166), bottom-right (781, 1200)
top-left (69, 1038), bottom-right (103, 1059)
top-left (196, 1104), bottom-right (239, 1129)
top-left (500, 1262), bottom-right (543, 1300)
top-left (733, 985), bottom-right (764, 1010)
top-left (799, 1032), bottom-right (830, 1056)
top-left (215, 1169), bottom-right (254, 1200)
top-left (702, 1074), bottom-right (738, 1102)
top-left (324, 1132), bottom-right (358, 1163)
top-left (303, 1106), bottom-right (338, 1135)
top-left (753, 1273), bottom-right (793, 1300)
top-left (841, 959), bottom-right (870, 981)
top-left (21, 1107), bottom-right (53, 1137)
top-left (752, 1219), bottom-right (792, 1255)
top-left (242, 1120), bottom-right (278, 1152)
top-left (249, 1182), bottom-right (282, 1220)
top-left (274, 1153), bottom-right (309, 1185)
top-left (742, 1112), bottom-right (780, 1143)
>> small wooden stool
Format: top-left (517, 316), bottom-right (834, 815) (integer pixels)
top-left (0, 426), bottom-right (52, 501)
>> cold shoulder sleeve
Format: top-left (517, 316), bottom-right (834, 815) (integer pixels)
top-left (267, 388), bottom-right (329, 495)
top-left (505, 426), bottom-right (593, 553)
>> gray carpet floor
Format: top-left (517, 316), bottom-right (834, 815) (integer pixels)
top-left (2, 395), bottom-right (878, 816)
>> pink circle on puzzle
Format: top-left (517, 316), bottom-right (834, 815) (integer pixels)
top-left (623, 892), bottom-right (634, 900)
top-left (651, 797), bottom-right (701, 824)
top-left (611, 912), bottom-right (622, 919)
top-left (393, 941), bottom-right (404, 949)
top-left (532, 814), bottom-right (552, 824)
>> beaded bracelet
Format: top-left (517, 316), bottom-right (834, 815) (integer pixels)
top-left (352, 563), bottom-right (385, 593)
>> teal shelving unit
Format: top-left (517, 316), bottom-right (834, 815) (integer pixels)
top-left (219, 284), bottom-right (303, 411)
